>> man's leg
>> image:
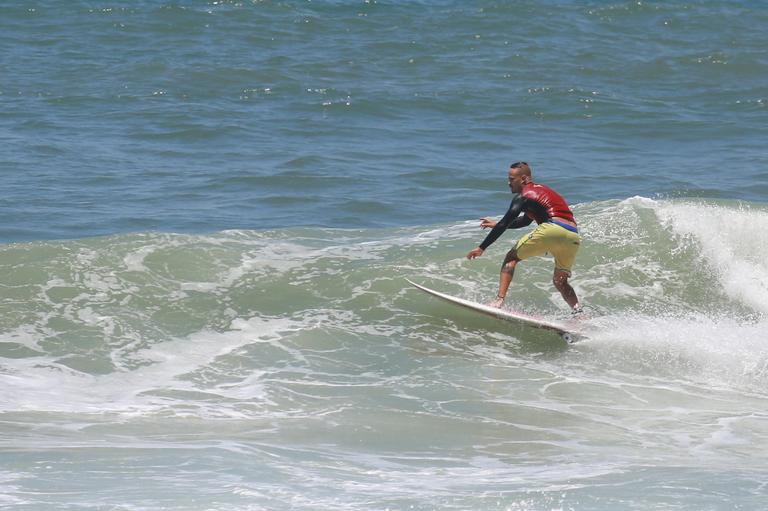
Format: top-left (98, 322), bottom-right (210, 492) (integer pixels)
top-left (489, 249), bottom-right (519, 308)
top-left (552, 269), bottom-right (580, 310)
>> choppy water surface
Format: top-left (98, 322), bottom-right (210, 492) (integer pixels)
top-left (2, 1), bottom-right (767, 241)
top-left (3, 198), bottom-right (768, 509)
top-left (2, 1), bottom-right (768, 509)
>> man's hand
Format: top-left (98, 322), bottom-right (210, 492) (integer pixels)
top-left (466, 247), bottom-right (484, 260)
top-left (479, 217), bottom-right (497, 230)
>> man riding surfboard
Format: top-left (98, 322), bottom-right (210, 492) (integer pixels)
top-left (466, 162), bottom-right (583, 313)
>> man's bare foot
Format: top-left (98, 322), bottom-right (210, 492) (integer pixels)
top-left (487, 296), bottom-right (504, 309)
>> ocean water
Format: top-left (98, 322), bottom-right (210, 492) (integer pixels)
top-left (1, 1), bottom-right (767, 510)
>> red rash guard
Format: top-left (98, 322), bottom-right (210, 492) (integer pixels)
top-left (520, 183), bottom-right (574, 223)
top-left (479, 182), bottom-right (575, 250)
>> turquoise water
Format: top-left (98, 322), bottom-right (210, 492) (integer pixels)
top-left (2, 2), bottom-right (768, 510)
top-left (3, 1), bottom-right (767, 241)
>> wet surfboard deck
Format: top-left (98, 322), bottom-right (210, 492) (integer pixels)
top-left (406, 278), bottom-right (584, 344)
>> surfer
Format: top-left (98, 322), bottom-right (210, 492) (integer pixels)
top-left (466, 162), bottom-right (583, 313)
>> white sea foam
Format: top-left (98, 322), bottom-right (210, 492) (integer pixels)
top-left (0, 315), bottom-right (302, 417)
top-left (581, 312), bottom-right (768, 391)
top-left (654, 200), bottom-right (768, 314)
top-left (3, 200), bottom-right (768, 511)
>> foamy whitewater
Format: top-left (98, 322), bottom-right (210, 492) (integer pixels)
top-left (2, 1), bottom-right (768, 509)
top-left (2, 198), bottom-right (767, 509)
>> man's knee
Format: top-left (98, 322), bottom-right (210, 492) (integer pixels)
top-left (501, 260), bottom-right (517, 275)
top-left (501, 250), bottom-right (518, 273)
top-left (503, 249), bottom-right (519, 265)
top-left (552, 271), bottom-right (569, 289)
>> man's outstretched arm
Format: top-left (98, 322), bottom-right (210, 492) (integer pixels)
top-left (466, 195), bottom-right (526, 258)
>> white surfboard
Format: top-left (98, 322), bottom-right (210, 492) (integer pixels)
top-left (406, 278), bottom-right (583, 344)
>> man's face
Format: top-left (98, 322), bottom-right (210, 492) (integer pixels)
top-left (507, 168), bottom-right (526, 193)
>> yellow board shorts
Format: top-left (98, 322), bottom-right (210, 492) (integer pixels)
top-left (514, 222), bottom-right (581, 275)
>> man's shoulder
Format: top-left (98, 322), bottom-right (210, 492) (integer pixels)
top-left (522, 182), bottom-right (544, 196)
